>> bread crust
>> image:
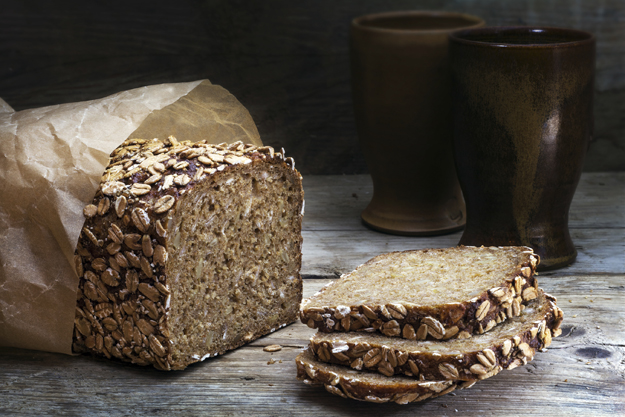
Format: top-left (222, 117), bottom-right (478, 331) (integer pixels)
top-left (300, 246), bottom-right (540, 340)
top-left (308, 291), bottom-right (563, 381)
top-left (296, 348), bottom-right (471, 404)
top-left (72, 137), bottom-right (304, 370)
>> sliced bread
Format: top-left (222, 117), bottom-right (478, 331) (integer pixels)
top-left (296, 348), bottom-right (471, 404)
top-left (308, 290), bottom-right (563, 381)
top-left (300, 246), bottom-right (539, 340)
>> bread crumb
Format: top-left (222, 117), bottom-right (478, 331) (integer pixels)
top-left (267, 358), bottom-right (276, 365)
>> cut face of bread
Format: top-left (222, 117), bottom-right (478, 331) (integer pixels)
top-left (300, 246), bottom-right (539, 340)
top-left (296, 348), bottom-right (472, 404)
top-left (309, 290), bottom-right (562, 381)
top-left (73, 138), bottom-right (304, 370)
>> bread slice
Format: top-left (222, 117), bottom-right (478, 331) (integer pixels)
top-left (296, 348), bottom-right (473, 404)
top-left (309, 290), bottom-right (562, 381)
top-left (72, 138), bottom-right (304, 370)
top-left (300, 246), bottom-right (539, 340)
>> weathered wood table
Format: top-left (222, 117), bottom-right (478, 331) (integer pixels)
top-left (1, 173), bottom-right (624, 416)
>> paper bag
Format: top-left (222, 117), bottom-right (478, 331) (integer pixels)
top-left (0, 80), bottom-right (262, 354)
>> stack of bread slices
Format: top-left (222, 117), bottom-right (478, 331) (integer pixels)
top-left (296, 246), bottom-right (563, 404)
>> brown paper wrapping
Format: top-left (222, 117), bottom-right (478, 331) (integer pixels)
top-left (0, 80), bottom-right (262, 354)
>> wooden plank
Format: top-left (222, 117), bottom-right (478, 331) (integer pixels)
top-left (301, 172), bottom-right (625, 231)
top-left (0, 1), bottom-right (623, 174)
top-left (0, 277), bottom-right (623, 416)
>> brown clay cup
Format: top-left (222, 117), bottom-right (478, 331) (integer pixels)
top-left (351, 11), bottom-right (484, 236)
top-left (450, 27), bottom-right (596, 270)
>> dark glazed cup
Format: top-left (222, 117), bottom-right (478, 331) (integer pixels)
top-left (450, 27), bottom-right (596, 270)
top-left (351, 11), bottom-right (484, 236)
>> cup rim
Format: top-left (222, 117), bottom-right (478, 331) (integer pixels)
top-left (449, 26), bottom-right (595, 48)
top-left (351, 10), bottom-right (485, 34)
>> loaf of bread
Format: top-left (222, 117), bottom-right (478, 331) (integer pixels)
top-left (296, 348), bottom-right (470, 404)
top-left (300, 246), bottom-right (539, 340)
top-left (72, 137), bottom-right (304, 370)
top-left (308, 290), bottom-right (562, 380)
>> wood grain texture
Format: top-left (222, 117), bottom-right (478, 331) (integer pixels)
top-left (0, 0), bottom-right (623, 174)
top-left (0, 172), bottom-right (623, 415)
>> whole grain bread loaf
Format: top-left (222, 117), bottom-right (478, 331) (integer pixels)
top-left (308, 290), bottom-right (563, 381)
top-left (72, 137), bottom-right (304, 370)
top-left (296, 348), bottom-right (471, 404)
top-left (300, 246), bottom-right (539, 340)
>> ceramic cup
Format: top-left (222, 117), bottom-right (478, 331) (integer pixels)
top-left (351, 11), bottom-right (484, 236)
top-left (450, 27), bottom-right (596, 270)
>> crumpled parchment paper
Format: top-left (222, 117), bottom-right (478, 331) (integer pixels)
top-left (0, 80), bottom-right (261, 354)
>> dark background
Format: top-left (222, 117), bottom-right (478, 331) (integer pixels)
top-left (1, 0), bottom-right (623, 174)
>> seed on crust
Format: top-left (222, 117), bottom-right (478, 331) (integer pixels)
top-left (521, 266), bottom-right (531, 278)
top-left (422, 317), bottom-right (445, 339)
top-left (362, 305), bottom-right (378, 320)
top-left (363, 348), bottom-right (382, 367)
top-left (138, 283), bottom-right (160, 302)
top-left (154, 195), bottom-right (175, 214)
top-left (476, 300), bottom-right (490, 321)
top-left (124, 234), bottom-right (142, 250)
top-left (101, 268), bottom-right (120, 287)
top-left (403, 324), bottom-right (417, 340)
top-left (83, 204), bottom-right (97, 218)
top-left (416, 324), bottom-right (428, 340)
top-left (387, 303), bottom-right (407, 319)
top-left (351, 357), bottom-right (363, 370)
top-left (101, 181), bottom-right (125, 196)
top-left (82, 227), bottom-right (100, 246)
top-left (114, 196), bottom-right (127, 217)
top-left (144, 174), bottom-right (162, 185)
top-left (477, 352), bottom-right (495, 368)
top-left (131, 208), bottom-right (150, 232)
top-left (155, 220), bottom-right (167, 238)
top-left (469, 363), bottom-right (488, 375)
top-left (439, 363), bottom-right (460, 379)
top-left (97, 197), bottom-right (111, 215)
top-left (443, 326), bottom-right (459, 340)
top-left (408, 360), bottom-right (420, 376)
top-left (142, 235), bottom-right (153, 257)
top-left (522, 287), bottom-right (538, 301)
top-left (378, 361), bottom-right (394, 377)
top-left (381, 320), bottom-right (401, 337)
